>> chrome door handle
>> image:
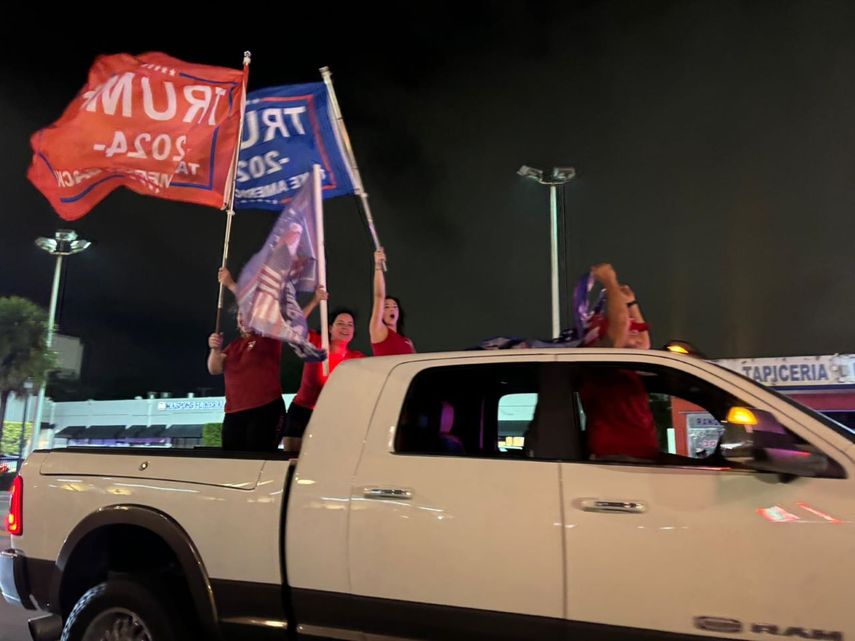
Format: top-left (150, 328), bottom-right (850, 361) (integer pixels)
top-left (362, 486), bottom-right (413, 500)
top-left (579, 499), bottom-right (647, 514)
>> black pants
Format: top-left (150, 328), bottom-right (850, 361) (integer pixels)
top-left (222, 397), bottom-right (285, 452)
top-left (283, 403), bottom-right (313, 439)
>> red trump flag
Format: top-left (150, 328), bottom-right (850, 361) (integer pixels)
top-left (28, 52), bottom-right (247, 220)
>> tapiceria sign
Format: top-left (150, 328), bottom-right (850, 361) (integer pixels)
top-left (672, 354), bottom-right (855, 457)
top-left (716, 355), bottom-right (855, 388)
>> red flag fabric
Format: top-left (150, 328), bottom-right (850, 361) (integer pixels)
top-left (28, 52), bottom-right (246, 220)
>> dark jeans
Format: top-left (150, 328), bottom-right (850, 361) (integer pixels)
top-left (222, 397), bottom-right (285, 452)
top-left (283, 403), bottom-right (313, 439)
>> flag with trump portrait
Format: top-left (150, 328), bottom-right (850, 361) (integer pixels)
top-left (27, 52), bottom-right (247, 221)
top-left (235, 168), bottom-right (327, 362)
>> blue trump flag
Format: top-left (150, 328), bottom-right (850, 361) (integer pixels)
top-left (234, 83), bottom-right (356, 210)
top-left (235, 171), bottom-right (327, 362)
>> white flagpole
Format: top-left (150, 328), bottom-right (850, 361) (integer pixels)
top-left (319, 66), bottom-right (385, 268)
top-left (216, 51), bottom-right (251, 334)
top-left (312, 164), bottom-right (330, 377)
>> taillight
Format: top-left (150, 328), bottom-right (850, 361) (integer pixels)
top-left (6, 475), bottom-right (22, 536)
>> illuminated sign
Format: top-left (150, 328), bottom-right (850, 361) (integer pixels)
top-left (716, 355), bottom-right (855, 388)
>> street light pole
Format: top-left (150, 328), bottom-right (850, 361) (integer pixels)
top-left (517, 165), bottom-right (576, 338)
top-left (30, 230), bottom-right (91, 454)
top-left (17, 379), bottom-right (33, 471)
top-left (548, 184), bottom-right (560, 338)
top-left (30, 255), bottom-right (63, 455)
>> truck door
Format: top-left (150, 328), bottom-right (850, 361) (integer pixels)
top-left (555, 356), bottom-right (855, 639)
top-left (347, 358), bottom-right (568, 640)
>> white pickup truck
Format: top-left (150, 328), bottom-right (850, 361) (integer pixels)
top-left (2, 348), bottom-right (853, 641)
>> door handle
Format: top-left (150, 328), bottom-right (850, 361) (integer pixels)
top-left (362, 486), bottom-right (413, 500)
top-left (579, 498), bottom-right (647, 514)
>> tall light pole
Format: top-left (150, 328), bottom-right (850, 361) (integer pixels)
top-left (30, 230), bottom-right (91, 454)
top-left (17, 379), bottom-right (33, 470)
top-left (517, 165), bottom-right (576, 338)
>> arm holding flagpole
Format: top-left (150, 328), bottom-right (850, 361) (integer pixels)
top-left (215, 51), bottom-right (252, 334)
top-left (218, 267), bottom-right (237, 295)
top-left (207, 332), bottom-right (226, 375)
top-left (320, 66), bottom-right (385, 271)
top-left (301, 286), bottom-right (328, 318)
top-left (370, 247), bottom-right (390, 345)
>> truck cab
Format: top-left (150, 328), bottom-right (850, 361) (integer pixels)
top-left (3, 349), bottom-right (854, 641)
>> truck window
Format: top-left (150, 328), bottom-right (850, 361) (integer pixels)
top-left (497, 393), bottom-right (537, 452)
top-left (395, 363), bottom-right (552, 460)
top-left (570, 363), bottom-right (744, 464)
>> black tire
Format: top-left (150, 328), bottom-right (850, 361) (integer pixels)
top-left (61, 577), bottom-right (186, 641)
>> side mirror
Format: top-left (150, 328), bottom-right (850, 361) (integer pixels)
top-left (720, 407), bottom-right (830, 477)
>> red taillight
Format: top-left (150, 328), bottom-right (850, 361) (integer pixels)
top-left (6, 476), bottom-right (22, 536)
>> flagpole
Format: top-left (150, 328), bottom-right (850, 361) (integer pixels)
top-left (215, 51), bottom-right (252, 334)
top-left (312, 164), bottom-right (330, 377)
top-left (319, 66), bottom-right (385, 269)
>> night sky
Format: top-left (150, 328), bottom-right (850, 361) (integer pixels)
top-left (2, 2), bottom-right (854, 399)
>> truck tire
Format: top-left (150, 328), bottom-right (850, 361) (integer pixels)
top-left (61, 577), bottom-right (186, 641)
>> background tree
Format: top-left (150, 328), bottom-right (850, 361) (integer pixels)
top-left (0, 297), bottom-right (55, 447)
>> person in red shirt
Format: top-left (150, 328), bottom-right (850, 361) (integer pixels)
top-left (283, 307), bottom-right (366, 452)
top-left (370, 248), bottom-right (415, 356)
top-left (208, 290), bottom-right (284, 453)
top-left (578, 263), bottom-right (660, 461)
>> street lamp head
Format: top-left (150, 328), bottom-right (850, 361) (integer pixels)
top-left (55, 229), bottom-right (78, 242)
top-left (550, 166), bottom-right (576, 182)
top-left (35, 230), bottom-right (91, 256)
top-left (518, 165), bottom-right (576, 184)
top-left (35, 237), bottom-right (58, 253)
top-left (69, 239), bottom-right (91, 254)
top-left (517, 165), bottom-right (544, 181)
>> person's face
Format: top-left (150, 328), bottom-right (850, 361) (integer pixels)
top-left (330, 313), bottom-right (354, 344)
top-left (382, 298), bottom-right (399, 327)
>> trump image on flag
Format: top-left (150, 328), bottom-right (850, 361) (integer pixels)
top-left (235, 174), bottom-right (326, 362)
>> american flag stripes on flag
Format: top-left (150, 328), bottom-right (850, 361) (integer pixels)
top-left (235, 174), bottom-right (326, 362)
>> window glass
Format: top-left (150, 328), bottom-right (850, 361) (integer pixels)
top-left (497, 393), bottom-right (537, 452)
top-left (395, 364), bottom-right (545, 459)
top-left (573, 364), bottom-right (741, 464)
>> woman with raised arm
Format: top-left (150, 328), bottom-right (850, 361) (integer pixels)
top-left (370, 248), bottom-right (415, 356)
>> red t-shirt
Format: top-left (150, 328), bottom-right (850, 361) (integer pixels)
top-left (371, 329), bottom-right (415, 356)
top-left (222, 335), bottom-right (283, 413)
top-left (292, 331), bottom-right (365, 410)
top-left (579, 369), bottom-right (660, 459)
